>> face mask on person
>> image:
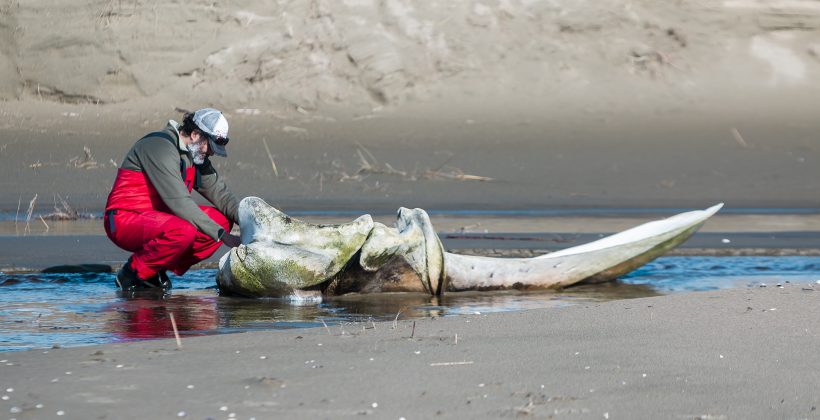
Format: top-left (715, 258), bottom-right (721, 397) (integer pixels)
top-left (187, 135), bottom-right (209, 165)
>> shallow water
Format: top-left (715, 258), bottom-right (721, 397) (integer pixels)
top-left (1, 256), bottom-right (818, 352)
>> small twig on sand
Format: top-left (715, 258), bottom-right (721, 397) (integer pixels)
top-left (15, 195), bottom-right (21, 236)
top-left (730, 127), bottom-right (748, 148)
top-left (429, 361), bottom-right (474, 367)
top-left (356, 142), bottom-right (378, 163)
top-left (169, 312), bottom-right (182, 349)
top-left (455, 333), bottom-right (458, 345)
top-left (515, 398), bottom-right (535, 416)
top-left (411, 321), bottom-right (416, 339)
top-left (69, 146), bottom-right (98, 169)
top-left (392, 309), bottom-right (402, 329)
top-left (262, 138), bottom-right (278, 177)
top-left (43, 193), bottom-right (81, 220)
top-left (423, 167), bottom-right (493, 182)
top-left (39, 215), bottom-right (49, 232)
top-left (355, 144), bottom-right (407, 177)
top-left (24, 194), bottom-right (38, 235)
top-left (321, 319), bottom-right (332, 335)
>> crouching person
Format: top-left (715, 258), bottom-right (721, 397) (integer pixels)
top-left (104, 108), bottom-right (242, 291)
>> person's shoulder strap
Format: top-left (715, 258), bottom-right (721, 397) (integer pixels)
top-left (139, 131), bottom-right (176, 145)
top-left (139, 130), bottom-right (185, 180)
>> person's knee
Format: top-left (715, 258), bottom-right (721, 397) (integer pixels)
top-left (165, 221), bottom-right (198, 247)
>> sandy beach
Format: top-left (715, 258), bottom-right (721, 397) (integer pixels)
top-left (1, 286), bottom-right (819, 419)
top-left (1, 0), bottom-right (820, 418)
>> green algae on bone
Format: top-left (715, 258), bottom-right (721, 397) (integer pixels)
top-left (219, 198), bottom-right (443, 297)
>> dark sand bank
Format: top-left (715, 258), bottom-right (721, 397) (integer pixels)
top-left (1, 100), bottom-right (819, 216)
top-left (2, 213), bottom-right (820, 272)
top-left (1, 286), bottom-right (819, 419)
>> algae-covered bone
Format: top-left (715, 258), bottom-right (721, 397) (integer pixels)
top-left (217, 197), bottom-right (721, 298)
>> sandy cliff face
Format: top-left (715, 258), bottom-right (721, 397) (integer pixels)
top-left (1, 0), bottom-right (818, 111)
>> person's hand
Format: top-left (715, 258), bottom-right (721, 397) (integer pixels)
top-left (221, 233), bottom-right (242, 248)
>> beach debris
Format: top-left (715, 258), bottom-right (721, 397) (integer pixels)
top-left (721, 238), bottom-right (731, 244)
top-left (177, 411), bottom-right (186, 417)
top-left (371, 403), bottom-right (378, 408)
top-left (56, 410), bottom-right (65, 416)
top-left (759, 283), bottom-right (767, 287)
top-left (24, 194), bottom-right (37, 235)
top-left (429, 361), bottom-right (474, 367)
top-left (220, 406), bottom-right (228, 411)
top-left (422, 166), bottom-right (493, 182)
top-left (261, 138), bottom-right (278, 177)
top-left (42, 194), bottom-right (86, 221)
top-left (9, 407), bottom-right (21, 414)
top-left (69, 146), bottom-right (99, 169)
top-left (5, 388), bottom-right (12, 393)
top-left (1, 395), bottom-right (8, 400)
top-left (355, 144), bottom-right (406, 177)
top-left (186, 385), bottom-right (194, 389)
top-left (169, 312), bottom-right (182, 349)
top-left (730, 128), bottom-right (749, 148)
top-left (282, 125), bottom-right (307, 134)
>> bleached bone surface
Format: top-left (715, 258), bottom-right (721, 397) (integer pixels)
top-left (444, 204), bottom-right (723, 291)
top-left (217, 197), bottom-right (721, 298)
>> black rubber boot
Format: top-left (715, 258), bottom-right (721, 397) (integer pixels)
top-left (155, 270), bottom-right (172, 290)
top-left (115, 258), bottom-right (143, 291)
top-left (116, 259), bottom-right (171, 292)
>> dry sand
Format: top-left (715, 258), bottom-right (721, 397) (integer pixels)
top-left (0, 0), bottom-right (819, 214)
top-left (1, 286), bottom-right (819, 419)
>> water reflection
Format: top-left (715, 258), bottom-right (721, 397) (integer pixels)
top-left (102, 282), bottom-right (662, 341)
top-left (1, 256), bottom-right (820, 351)
top-left (108, 295), bottom-right (219, 341)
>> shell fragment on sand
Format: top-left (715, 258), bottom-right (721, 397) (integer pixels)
top-left (217, 197), bottom-right (722, 298)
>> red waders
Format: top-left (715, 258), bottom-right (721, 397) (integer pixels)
top-left (104, 165), bottom-right (232, 280)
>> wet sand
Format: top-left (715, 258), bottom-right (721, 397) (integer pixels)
top-left (1, 286), bottom-right (819, 419)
